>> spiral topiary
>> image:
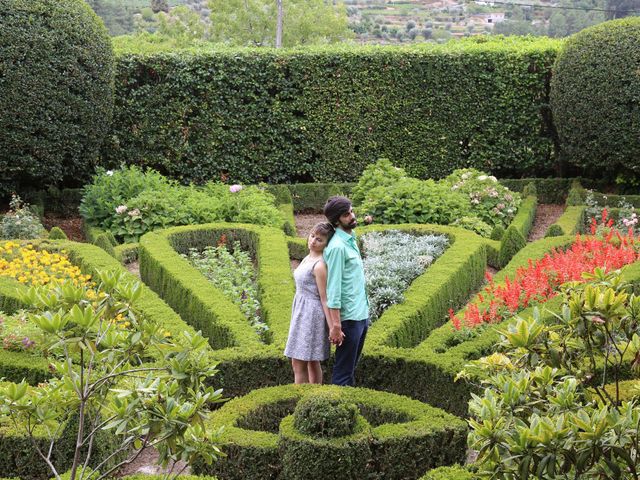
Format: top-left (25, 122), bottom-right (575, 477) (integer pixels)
top-left (0, 0), bottom-right (115, 195)
top-left (550, 18), bottom-right (640, 174)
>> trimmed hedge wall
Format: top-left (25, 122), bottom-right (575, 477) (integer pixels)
top-left (105, 38), bottom-right (561, 185)
top-left (545, 206), bottom-right (585, 237)
top-left (193, 384), bottom-right (467, 480)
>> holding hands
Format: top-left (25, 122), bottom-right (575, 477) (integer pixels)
top-left (329, 325), bottom-right (345, 346)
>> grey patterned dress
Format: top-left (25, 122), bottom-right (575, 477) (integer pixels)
top-left (284, 256), bottom-right (330, 361)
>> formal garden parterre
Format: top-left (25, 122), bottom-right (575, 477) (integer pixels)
top-left (1, 2), bottom-right (640, 478)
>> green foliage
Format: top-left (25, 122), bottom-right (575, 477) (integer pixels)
top-left (48, 227), bottom-right (68, 241)
top-left (445, 168), bottom-right (522, 228)
top-left (80, 166), bottom-right (173, 231)
top-left (94, 233), bottom-right (116, 258)
top-left (0, 0), bottom-right (114, 196)
top-left (497, 225), bottom-right (527, 268)
top-left (544, 223), bottom-right (564, 237)
top-left (451, 216), bottom-right (493, 238)
top-left (551, 18), bottom-right (640, 174)
top-left (107, 39), bottom-right (560, 186)
top-left (463, 270), bottom-right (640, 479)
top-left (195, 384), bottom-right (467, 480)
top-left (420, 465), bottom-right (476, 480)
top-left (208, 0), bottom-right (353, 47)
top-left (183, 241), bottom-right (267, 338)
top-left (292, 393), bottom-right (359, 438)
top-left (81, 167), bottom-right (284, 242)
top-left (286, 183), bottom-right (354, 212)
top-left (0, 195), bottom-right (47, 240)
top-left (489, 224), bottom-right (505, 241)
top-left (351, 159), bottom-right (407, 206)
top-left (1, 271), bottom-right (223, 480)
top-left (359, 178), bottom-right (470, 225)
top-left (545, 206), bottom-right (585, 237)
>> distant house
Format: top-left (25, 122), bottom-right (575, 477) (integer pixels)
top-left (469, 12), bottom-right (506, 26)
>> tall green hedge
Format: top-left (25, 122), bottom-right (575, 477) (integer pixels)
top-left (0, 0), bottom-right (115, 195)
top-left (550, 18), bottom-right (640, 174)
top-left (105, 38), bottom-right (560, 185)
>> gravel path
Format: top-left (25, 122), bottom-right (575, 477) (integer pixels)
top-left (528, 204), bottom-right (565, 242)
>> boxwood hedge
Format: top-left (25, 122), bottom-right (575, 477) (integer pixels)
top-left (105, 38), bottom-right (561, 186)
top-left (192, 384), bottom-right (467, 480)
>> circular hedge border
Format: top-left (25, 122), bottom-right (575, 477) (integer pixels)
top-left (192, 384), bottom-right (468, 480)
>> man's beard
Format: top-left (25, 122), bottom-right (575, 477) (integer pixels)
top-left (340, 219), bottom-right (357, 229)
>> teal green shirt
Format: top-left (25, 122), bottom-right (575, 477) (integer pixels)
top-left (323, 228), bottom-right (369, 321)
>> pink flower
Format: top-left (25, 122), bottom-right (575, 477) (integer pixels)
top-left (229, 184), bottom-right (243, 193)
top-left (115, 205), bottom-right (128, 214)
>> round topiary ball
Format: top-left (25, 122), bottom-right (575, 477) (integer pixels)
top-left (293, 393), bottom-right (359, 438)
top-left (550, 18), bottom-right (640, 173)
top-left (0, 0), bottom-right (115, 195)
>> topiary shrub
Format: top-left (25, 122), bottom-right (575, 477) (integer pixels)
top-left (0, 0), bottom-right (115, 195)
top-left (497, 225), bottom-right (527, 268)
top-left (292, 392), bottom-right (359, 438)
top-left (48, 227), bottom-right (68, 240)
top-left (490, 224), bottom-right (505, 241)
top-left (550, 18), bottom-right (640, 174)
top-left (94, 233), bottom-right (116, 258)
top-left (544, 223), bottom-right (564, 237)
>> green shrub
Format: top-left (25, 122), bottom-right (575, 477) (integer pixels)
top-left (551, 18), bottom-right (640, 174)
top-left (48, 227), bottom-right (68, 241)
top-left (286, 183), bottom-right (354, 212)
top-left (544, 223), bottom-right (564, 237)
top-left (351, 159), bottom-right (408, 205)
top-left (0, 195), bottom-right (46, 240)
top-left (80, 166), bottom-right (174, 231)
top-left (292, 393), bottom-right (359, 438)
top-left (444, 168), bottom-right (521, 228)
top-left (359, 178), bottom-right (470, 225)
top-left (545, 206), bottom-right (585, 237)
top-left (497, 225), bottom-right (527, 268)
top-left (107, 38), bottom-right (560, 186)
top-left (420, 465), bottom-right (476, 480)
top-left (94, 234), bottom-right (116, 258)
top-left (489, 224), bottom-right (505, 241)
top-left (451, 216), bottom-right (493, 238)
top-left (0, 0), bottom-right (114, 195)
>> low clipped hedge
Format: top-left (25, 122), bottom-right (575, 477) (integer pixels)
top-left (545, 206), bottom-right (585, 237)
top-left (193, 384), bottom-right (467, 480)
top-left (496, 195), bottom-right (537, 267)
top-left (419, 465), bottom-right (477, 480)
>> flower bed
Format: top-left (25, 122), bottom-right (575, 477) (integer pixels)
top-left (450, 232), bottom-right (639, 330)
top-left (362, 230), bottom-right (449, 321)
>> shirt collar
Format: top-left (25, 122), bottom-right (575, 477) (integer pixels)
top-left (335, 228), bottom-right (356, 244)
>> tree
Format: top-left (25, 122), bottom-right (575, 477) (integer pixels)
top-left (151, 0), bottom-right (170, 13)
top-left (208, 0), bottom-right (354, 47)
top-left (276, 0), bottom-right (284, 48)
top-left (0, 271), bottom-right (223, 479)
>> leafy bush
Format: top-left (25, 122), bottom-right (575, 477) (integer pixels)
top-left (359, 178), bottom-right (470, 225)
top-left (351, 159), bottom-right (407, 205)
top-left (293, 393), bottom-right (359, 438)
top-left (0, 195), bottom-right (46, 240)
top-left (445, 168), bottom-right (522, 228)
top-left (450, 216), bottom-right (493, 238)
top-left (80, 166), bottom-right (174, 231)
top-left (362, 231), bottom-right (449, 321)
top-left (461, 270), bottom-right (640, 479)
top-left (550, 18), bottom-right (640, 174)
top-left (0, 0), bottom-right (114, 195)
top-left (48, 227), bottom-right (68, 241)
top-left (183, 240), bottom-right (268, 339)
top-left (81, 167), bottom-right (284, 242)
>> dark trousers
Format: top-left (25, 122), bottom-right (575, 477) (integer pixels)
top-left (331, 319), bottom-right (368, 386)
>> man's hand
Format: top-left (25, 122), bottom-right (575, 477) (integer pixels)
top-left (329, 325), bottom-right (344, 346)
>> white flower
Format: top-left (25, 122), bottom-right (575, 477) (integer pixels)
top-left (452, 185), bottom-right (459, 191)
top-left (115, 205), bottom-right (128, 214)
top-left (229, 184), bottom-right (243, 193)
top-left (461, 172), bottom-right (471, 180)
top-left (128, 208), bottom-right (141, 217)
top-left (471, 199), bottom-right (480, 205)
top-left (489, 176), bottom-right (497, 182)
top-left (106, 170), bottom-right (114, 176)
top-left (477, 175), bottom-right (488, 181)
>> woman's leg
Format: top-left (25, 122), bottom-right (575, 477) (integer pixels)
top-left (291, 359), bottom-right (309, 384)
top-left (307, 361), bottom-right (323, 384)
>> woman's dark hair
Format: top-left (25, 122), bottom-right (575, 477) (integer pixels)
top-left (311, 222), bottom-right (335, 243)
top-left (323, 196), bottom-right (352, 226)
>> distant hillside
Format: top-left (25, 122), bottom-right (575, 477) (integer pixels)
top-left (87, 0), bottom-right (637, 40)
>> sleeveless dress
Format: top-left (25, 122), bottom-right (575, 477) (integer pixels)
top-left (284, 256), bottom-right (330, 361)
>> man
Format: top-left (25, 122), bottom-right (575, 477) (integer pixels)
top-left (323, 196), bottom-right (369, 386)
